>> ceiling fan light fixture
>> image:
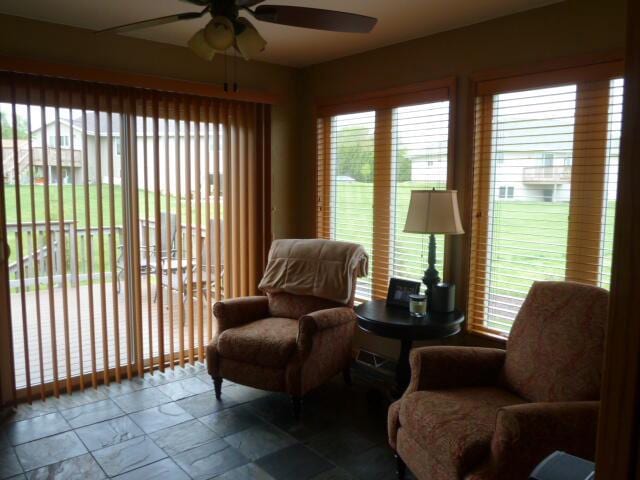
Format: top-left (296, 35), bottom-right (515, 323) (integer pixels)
top-left (235, 18), bottom-right (267, 61)
top-left (204, 16), bottom-right (235, 51)
top-left (188, 29), bottom-right (216, 61)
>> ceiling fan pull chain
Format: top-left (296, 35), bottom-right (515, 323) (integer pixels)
top-left (223, 52), bottom-right (228, 93)
top-left (233, 49), bottom-right (239, 93)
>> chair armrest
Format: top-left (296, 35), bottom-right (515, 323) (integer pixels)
top-left (297, 307), bottom-right (356, 354)
top-left (483, 402), bottom-right (599, 479)
top-left (405, 346), bottom-right (506, 394)
top-left (213, 296), bottom-right (270, 333)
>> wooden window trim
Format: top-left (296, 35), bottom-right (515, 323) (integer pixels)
top-left (316, 77), bottom-right (454, 117)
top-left (315, 77), bottom-right (457, 302)
top-left (468, 57), bottom-right (624, 339)
top-left (0, 55), bottom-right (278, 105)
top-left (472, 52), bottom-right (624, 96)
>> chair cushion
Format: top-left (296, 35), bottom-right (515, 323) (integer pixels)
top-left (217, 317), bottom-right (299, 369)
top-left (503, 281), bottom-right (609, 402)
top-left (398, 387), bottom-right (525, 478)
top-left (267, 292), bottom-right (344, 319)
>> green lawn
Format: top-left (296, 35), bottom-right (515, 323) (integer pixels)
top-left (3, 181), bottom-right (616, 330)
top-left (333, 181), bottom-right (616, 329)
top-left (3, 184), bottom-right (217, 289)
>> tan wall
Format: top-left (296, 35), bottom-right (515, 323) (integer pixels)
top-left (0, 13), bottom-right (303, 239)
top-left (297, 0), bottom-right (626, 357)
top-left (0, 0), bottom-right (628, 362)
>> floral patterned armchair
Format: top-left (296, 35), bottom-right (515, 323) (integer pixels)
top-left (388, 281), bottom-right (609, 479)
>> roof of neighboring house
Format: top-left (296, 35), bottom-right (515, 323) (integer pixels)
top-left (72, 114), bottom-right (179, 137)
top-left (32, 113), bottom-right (181, 137)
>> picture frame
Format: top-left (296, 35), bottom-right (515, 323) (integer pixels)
top-left (386, 278), bottom-right (421, 308)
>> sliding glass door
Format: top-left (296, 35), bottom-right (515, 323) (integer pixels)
top-left (0, 73), bottom-right (271, 403)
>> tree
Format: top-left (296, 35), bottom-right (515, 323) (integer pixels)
top-left (336, 126), bottom-right (412, 183)
top-left (1, 111), bottom-right (29, 140)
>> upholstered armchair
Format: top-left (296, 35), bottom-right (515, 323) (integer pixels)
top-left (388, 281), bottom-right (609, 480)
top-left (207, 239), bottom-right (367, 417)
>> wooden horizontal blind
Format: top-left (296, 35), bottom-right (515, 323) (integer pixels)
top-left (316, 80), bottom-right (454, 301)
top-left (0, 71), bottom-right (270, 403)
top-left (468, 61), bottom-right (624, 336)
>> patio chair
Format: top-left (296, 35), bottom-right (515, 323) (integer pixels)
top-left (155, 219), bottom-right (224, 304)
top-left (116, 212), bottom-right (177, 293)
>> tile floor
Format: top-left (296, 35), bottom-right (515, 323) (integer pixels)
top-left (0, 363), bottom-right (408, 480)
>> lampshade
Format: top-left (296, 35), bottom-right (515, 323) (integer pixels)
top-left (188, 29), bottom-right (216, 61)
top-left (204, 16), bottom-right (235, 51)
top-left (235, 18), bottom-right (267, 61)
top-left (403, 190), bottom-right (465, 235)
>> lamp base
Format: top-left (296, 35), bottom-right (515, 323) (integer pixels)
top-left (422, 233), bottom-right (441, 311)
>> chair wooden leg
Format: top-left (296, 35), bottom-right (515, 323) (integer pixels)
top-left (291, 396), bottom-right (302, 420)
top-left (396, 454), bottom-right (406, 480)
top-left (343, 365), bottom-right (352, 386)
top-left (213, 376), bottom-right (223, 400)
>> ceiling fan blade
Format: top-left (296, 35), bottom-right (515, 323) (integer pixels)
top-left (236, 0), bottom-right (265, 7)
top-left (178, 0), bottom-right (211, 5)
top-left (96, 8), bottom-right (208, 35)
top-left (252, 5), bottom-right (377, 33)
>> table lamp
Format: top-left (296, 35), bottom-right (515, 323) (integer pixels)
top-left (403, 189), bottom-right (465, 310)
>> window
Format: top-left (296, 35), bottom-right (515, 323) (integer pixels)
top-left (498, 186), bottom-right (515, 199)
top-left (317, 80), bottom-right (454, 300)
top-left (48, 134), bottom-right (70, 147)
top-left (468, 62), bottom-right (624, 336)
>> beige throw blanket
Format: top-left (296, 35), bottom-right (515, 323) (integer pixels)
top-left (258, 239), bottom-right (369, 304)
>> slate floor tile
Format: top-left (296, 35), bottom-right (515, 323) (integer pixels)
top-left (310, 468), bottom-right (355, 480)
top-left (129, 403), bottom-right (193, 434)
top-left (0, 433), bottom-right (8, 451)
top-left (0, 448), bottom-right (23, 479)
top-left (176, 390), bottom-right (237, 418)
top-left (5, 413), bottom-right (70, 446)
top-left (149, 419), bottom-right (219, 456)
top-left (102, 380), bottom-right (146, 398)
top-left (306, 427), bottom-right (377, 465)
top-left (60, 398), bottom-right (124, 429)
top-left (199, 406), bottom-right (261, 437)
top-left (157, 377), bottom-right (212, 401)
top-left (141, 368), bottom-right (190, 388)
top-left (92, 436), bottom-right (166, 477)
top-left (246, 395), bottom-right (338, 441)
top-left (223, 384), bottom-right (271, 404)
top-left (182, 363), bottom-right (206, 376)
top-left (111, 388), bottom-right (171, 414)
top-left (111, 458), bottom-right (189, 480)
top-left (53, 389), bottom-right (109, 410)
top-left (172, 439), bottom-right (247, 480)
top-left (340, 445), bottom-right (397, 480)
top-left (225, 424), bottom-right (297, 461)
top-left (75, 416), bottom-right (144, 451)
top-left (3, 402), bottom-right (57, 424)
top-left (25, 452), bottom-right (105, 480)
top-left (256, 444), bottom-right (333, 480)
top-left (14, 431), bottom-right (87, 472)
top-left (217, 463), bottom-right (276, 480)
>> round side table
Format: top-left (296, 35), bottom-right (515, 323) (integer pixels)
top-left (355, 300), bottom-right (464, 394)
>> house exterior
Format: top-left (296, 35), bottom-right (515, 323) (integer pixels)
top-left (9, 114), bottom-right (221, 195)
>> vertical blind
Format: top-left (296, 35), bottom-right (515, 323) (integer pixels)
top-left (468, 61), bottom-right (624, 336)
top-left (316, 81), bottom-right (454, 301)
top-left (0, 71), bottom-right (271, 403)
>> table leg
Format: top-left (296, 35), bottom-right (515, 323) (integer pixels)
top-left (395, 339), bottom-right (413, 395)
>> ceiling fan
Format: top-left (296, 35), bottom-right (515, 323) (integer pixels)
top-left (97, 0), bottom-right (378, 61)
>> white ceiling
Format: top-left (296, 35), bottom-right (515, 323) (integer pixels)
top-left (1, 0), bottom-right (562, 67)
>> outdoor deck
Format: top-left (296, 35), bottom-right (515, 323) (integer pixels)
top-left (9, 280), bottom-right (214, 392)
